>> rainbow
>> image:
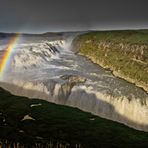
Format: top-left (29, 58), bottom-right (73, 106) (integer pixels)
top-left (0, 34), bottom-right (20, 80)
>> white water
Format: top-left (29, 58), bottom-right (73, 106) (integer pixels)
top-left (0, 35), bottom-right (148, 131)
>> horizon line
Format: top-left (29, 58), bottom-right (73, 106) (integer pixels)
top-left (1, 27), bottom-right (148, 34)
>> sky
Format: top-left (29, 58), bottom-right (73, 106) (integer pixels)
top-left (0, 0), bottom-right (148, 33)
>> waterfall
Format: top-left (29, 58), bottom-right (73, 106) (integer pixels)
top-left (0, 35), bottom-right (148, 131)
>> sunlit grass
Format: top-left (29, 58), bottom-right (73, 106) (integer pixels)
top-left (74, 30), bottom-right (148, 91)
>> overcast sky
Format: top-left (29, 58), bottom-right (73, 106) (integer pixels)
top-left (0, 0), bottom-right (148, 33)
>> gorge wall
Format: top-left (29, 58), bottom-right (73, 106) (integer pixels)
top-left (72, 31), bottom-right (148, 92)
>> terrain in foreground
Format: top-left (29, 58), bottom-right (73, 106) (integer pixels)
top-left (0, 87), bottom-right (148, 148)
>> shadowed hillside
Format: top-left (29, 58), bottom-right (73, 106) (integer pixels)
top-left (0, 87), bottom-right (148, 147)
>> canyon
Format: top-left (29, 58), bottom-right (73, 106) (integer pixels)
top-left (0, 31), bottom-right (148, 131)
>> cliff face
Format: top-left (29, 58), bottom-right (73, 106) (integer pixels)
top-left (72, 31), bottom-right (148, 92)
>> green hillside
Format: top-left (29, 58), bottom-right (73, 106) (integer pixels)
top-left (73, 30), bottom-right (148, 92)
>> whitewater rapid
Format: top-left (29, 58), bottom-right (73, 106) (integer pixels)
top-left (0, 35), bottom-right (148, 131)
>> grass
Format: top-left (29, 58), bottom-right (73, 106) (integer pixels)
top-left (74, 30), bottom-right (148, 91)
top-left (0, 87), bottom-right (148, 147)
top-left (79, 30), bottom-right (148, 44)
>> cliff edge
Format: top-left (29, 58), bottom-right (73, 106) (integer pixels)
top-left (72, 30), bottom-right (148, 92)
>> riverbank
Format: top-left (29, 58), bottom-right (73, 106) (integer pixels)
top-left (73, 30), bottom-right (148, 92)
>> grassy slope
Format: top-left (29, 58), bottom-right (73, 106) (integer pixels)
top-left (0, 87), bottom-right (148, 147)
top-left (74, 30), bottom-right (148, 92)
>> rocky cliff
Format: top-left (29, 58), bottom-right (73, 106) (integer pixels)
top-left (72, 31), bottom-right (148, 92)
